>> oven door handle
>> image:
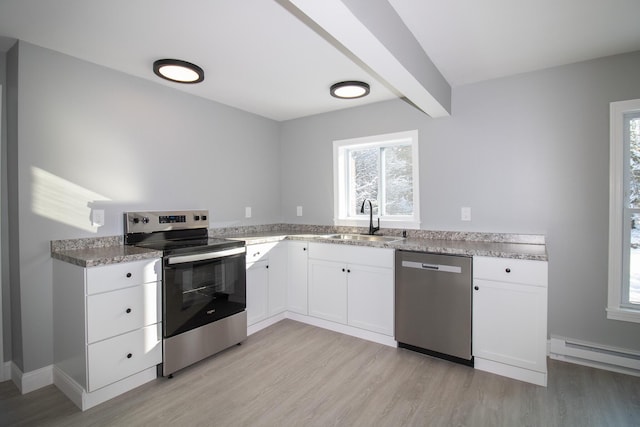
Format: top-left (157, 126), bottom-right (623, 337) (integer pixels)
top-left (166, 247), bottom-right (246, 265)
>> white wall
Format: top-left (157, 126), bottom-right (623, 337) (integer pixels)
top-left (8, 42), bottom-right (281, 372)
top-left (280, 51), bottom-right (640, 351)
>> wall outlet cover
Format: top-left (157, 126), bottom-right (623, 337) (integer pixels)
top-left (245, 207), bottom-right (252, 218)
top-left (92, 209), bottom-right (105, 226)
top-left (461, 207), bottom-right (471, 221)
top-left (296, 206), bottom-right (303, 216)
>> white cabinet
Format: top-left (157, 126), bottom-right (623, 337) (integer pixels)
top-left (308, 259), bottom-right (348, 323)
top-left (246, 260), bottom-right (269, 325)
top-left (307, 243), bottom-right (394, 336)
top-left (245, 242), bottom-right (287, 326)
top-left (53, 258), bottom-right (162, 410)
top-left (287, 241), bottom-right (308, 315)
top-left (347, 264), bottom-right (394, 336)
top-left (472, 256), bottom-right (548, 386)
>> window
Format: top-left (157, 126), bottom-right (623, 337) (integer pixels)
top-left (608, 99), bottom-right (640, 323)
top-left (333, 130), bottom-right (420, 229)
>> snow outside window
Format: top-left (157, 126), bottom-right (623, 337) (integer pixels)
top-left (608, 99), bottom-right (640, 323)
top-left (333, 130), bottom-right (420, 230)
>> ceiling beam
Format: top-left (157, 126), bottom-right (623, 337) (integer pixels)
top-left (281, 0), bottom-right (451, 117)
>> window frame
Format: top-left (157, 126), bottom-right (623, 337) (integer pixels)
top-left (333, 130), bottom-right (420, 230)
top-left (608, 99), bottom-right (640, 323)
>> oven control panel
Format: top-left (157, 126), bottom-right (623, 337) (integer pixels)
top-left (124, 210), bottom-right (209, 234)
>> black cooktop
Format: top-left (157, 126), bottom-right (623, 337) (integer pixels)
top-left (125, 228), bottom-right (244, 256)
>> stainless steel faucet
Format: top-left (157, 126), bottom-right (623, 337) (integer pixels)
top-left (360, 199), bottom-right (380, 235)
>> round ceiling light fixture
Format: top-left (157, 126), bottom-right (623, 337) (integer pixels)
top-left (153, 59), bottom-right (204, 84)
top-left (330, 81), bottom-right (370, 99)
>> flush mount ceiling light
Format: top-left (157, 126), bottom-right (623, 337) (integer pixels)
top-left (153, 59), bottom-right (204, 84)
top-left (330, 81), bottom-right (370, 99)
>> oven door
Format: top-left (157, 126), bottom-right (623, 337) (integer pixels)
top-left (163, 247), bottom-right (246, 338)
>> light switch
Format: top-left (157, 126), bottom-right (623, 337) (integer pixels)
top-left (461, 207), bottom-right (471, 221)
top-left (296, 206), bottom-right (303, 217)
top-left (245, 207), bottom-right (252, 218)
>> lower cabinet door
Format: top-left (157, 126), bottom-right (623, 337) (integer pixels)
top-left (473, 279), bottom-right (547, 373)
top-left (87, 324), bottom-right (162, 392)
top-left (246, 260), bottom-right (269, 326)
top-left (308, 259), bottom-right (347, 324)
top-left (347, 265), bottom-right (394, 335)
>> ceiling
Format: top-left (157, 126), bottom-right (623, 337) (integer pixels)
top-left (1, 0), bottom-right (639, 121)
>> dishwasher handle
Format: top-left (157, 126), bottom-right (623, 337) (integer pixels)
top-left (401, 260), bottom-right (462, 274)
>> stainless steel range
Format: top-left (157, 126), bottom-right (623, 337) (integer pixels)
top-left (124, 210), bottom-right (247, 377)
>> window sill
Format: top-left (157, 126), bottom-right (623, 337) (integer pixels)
top-left (606, 307), bottom-right (640, 324)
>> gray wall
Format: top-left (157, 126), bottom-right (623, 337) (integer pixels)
top-left (280, 51), bottom-right (640, 351)
top-left (5, 39), bottom-right (640, 374)
top-left (9, 42), bottom-right (281, 372)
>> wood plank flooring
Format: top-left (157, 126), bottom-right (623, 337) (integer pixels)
top-left (1, 319), bottom-right (639, 426)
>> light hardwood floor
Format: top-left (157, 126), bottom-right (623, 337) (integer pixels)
top-left (1, 319), bottom-right (639, 427)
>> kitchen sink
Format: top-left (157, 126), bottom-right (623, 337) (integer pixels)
top-left (321, 233), bottom-right (404, 243)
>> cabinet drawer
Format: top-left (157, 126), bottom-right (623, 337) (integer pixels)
top-left (86, 259), bottom-right (161, 295)
top-left (86, 282), bottom-right (160, 344)
top-left (87, 324), bottom-right (162, 392)
top-left (308, 243), bottom-right (394, 268)
top-left (246, 243), bottom-right (277, 263)
top-left (473, 256), bottom-right (547, 287)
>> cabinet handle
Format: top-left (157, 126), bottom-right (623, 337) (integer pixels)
top-left (126, 353), bottom-right (132, 359)
top-left (474, 286), bottom-right (479, 291)
top-left (126, 308), bottom-right (132, 314)
top-left (505, 268), bottom-right (511, 273)
top-left (266, 265), bottom-right (269, 269)
top-left (347, 269), bottom-right (351, 273)
top-left (342, 268), bottom-right (345, 272)
top-left (303, 248), bottom-right (306, 251)
top-left (126, 272), bottom-right (132, 278)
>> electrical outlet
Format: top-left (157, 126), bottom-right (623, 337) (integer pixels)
top-left (245, 207), bottom-right (252, 218)
top-left (92, 209), bottom-right (105, 226)
top-left (296, 206), bottom-right (303, 217)
top-left (461, 207), bottom-right (471, 221)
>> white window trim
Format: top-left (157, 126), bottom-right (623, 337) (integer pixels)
top-left (333, 130), bottom-right (421, 230)
top-left (608, 99), bottom-right (640, 323)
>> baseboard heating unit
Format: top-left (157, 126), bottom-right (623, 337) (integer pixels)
top-left (549, 336), bottom-right (640, 377)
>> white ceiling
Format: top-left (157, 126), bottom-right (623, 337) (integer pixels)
top-left (1, 0), bottom-right (639, 121)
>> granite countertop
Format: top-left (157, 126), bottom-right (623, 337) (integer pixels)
top-left (221, 231), bottom-right (548, 261)
top-left (51, 226), bottom-right (547, 267)
top-left (51, 244), bottom-right (162, 268)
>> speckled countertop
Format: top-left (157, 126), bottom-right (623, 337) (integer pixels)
top-left (51, 224), bottom-right (547, 267)
top-left (50, 236), bottom-right (162, 267)
top-left (220, 232), bottom-right (548, 261)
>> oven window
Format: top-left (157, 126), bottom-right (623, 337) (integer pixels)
top-left (164, 252), bottom-right (246, 337)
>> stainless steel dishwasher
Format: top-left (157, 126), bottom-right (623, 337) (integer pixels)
top-left (395, 250), bottom-right (473, 366)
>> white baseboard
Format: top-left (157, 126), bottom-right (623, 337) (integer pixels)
top-left (549, 336), bottom-right (640, 377)
top-left (11, 362), bottom-right (53, 394)
top-left (248, 312), bottom-right (287, 336)
top-left (53, 365), bottom-right (158, 411)
top-left (286, 312), bottom-right (397, 348)
top-left (248, 311), bottom-right (397, 348)
top-left (474, 357), bottom-right (547, 386)
top-left (1, 361), bottom-right (10, 382)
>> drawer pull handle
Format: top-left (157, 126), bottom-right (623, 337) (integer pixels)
top-left (505, 268), bottom-right (511, 273)
top-left (126, 273), bottom-right (132, 278)
top-left (126, 308), bottom-right (132, 314)
top-left (474, 286), bottom-right (479, 291)
top-left (126, 353), bottom-right (132, 359)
